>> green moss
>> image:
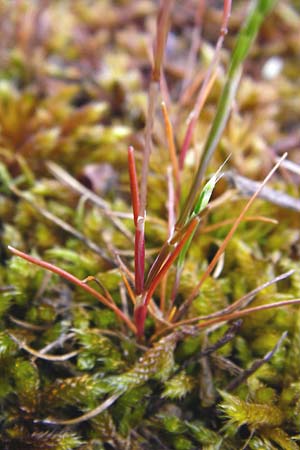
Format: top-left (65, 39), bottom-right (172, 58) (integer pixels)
top-left (0, 0), bottom-right (299, 448)
top-left (13, 358), bottom-right (40, 411)
top-left (219, 390), bottom-right (284, 429)
top-left (173, 436), bottom-right (193, 450)
top-left (113, 385), bottom-right (151, 436)
top-left (0, 332), bottom-right (18, 359)
top-left (162, 371), bottom-right (195, 399)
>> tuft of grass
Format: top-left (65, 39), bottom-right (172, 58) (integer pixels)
top-left (1, 0), bottom-right (300, 448)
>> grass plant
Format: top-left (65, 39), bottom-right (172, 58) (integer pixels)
top-left (1, 0), bottom-right (300, 448)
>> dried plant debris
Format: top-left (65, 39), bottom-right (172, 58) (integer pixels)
top-left (1, 0), bottom-right (300, 449)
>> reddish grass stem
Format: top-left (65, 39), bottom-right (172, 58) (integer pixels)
top-left (8, 246), bottom-right (137, 334)
top-left (152, 0), bottom-right (175, 83)
top-left (136, 0), bottom-right (175, 299)
top-left (134, 220), bottom-right (145, 295)
top-left (195, 298), bottom-right (300, 329)
top-left (128, 146), bottom-right (140, 227)
top-left (167, 166), bottom-right (176, 236)
top-left (162, 102), bottom-right (180, 196)
top-left (128, 146), bottom-right (145, 294)
top-left (144, 217), bottom-right (199, 306)
top-left (134, 217), bottom-right (199, 337)
top-left (179, 0), bottom-right (232, 169)
top-left (153, 298), bottom-right (300, 340)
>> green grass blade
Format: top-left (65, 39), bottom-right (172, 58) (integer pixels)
top-left (177, 0), bottom-right (277, 227)
top-left (177, 172), bottom-right (218, 268)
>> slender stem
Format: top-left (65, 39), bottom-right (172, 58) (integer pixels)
top-left (162, 102), bottom-right (180, 195)
top-left (152, 0), bottom-right (175, 82)
top-left (144, 217), bottom-right (199, 306)
top-left (134, 219), bottom-right (145, 295)
top-left (177, 66), bottom-right (242, 226)
top-left (177, 0), bottom-right (277, 226)
top-left (160, 274), bottom-right (168, 316)
top-left (43, 393), bottom-right (121, 425)
top-left (154, 298), bottom-right (300, 340)
top-left (82, 275), bottom-right (115, 303)
top-left (190, 270), bottom-right (294, 322)
top-left (199, 298), bottom-right (300, 329)
top-left (167, 166), bottom-right (176, 237)
top-left (201, 215), bottom-right (278, 233)
top-left (47, 161), bottom-right (134, 242)
top-left (139, 0), bottom-right (174, 216)
top-left (139, 81), bottom-right (157, 218)
top-left (135, 0), bottom-right (175, 308)
top-left (128, 145), bottom-right (144, 294)
top-left (180, 0), bottom-right (206, 95)
top-left (144, 240), bottom-right (173, 291)
top-left (121, 272), bottom-right (136, 306)
top-left (179, 0), bottom-right (232, 170)
top-left (8, 246), bottom-right (137, 334)
top-left (134, 217), bottom-right (199, 337)
top-left (9, 333), bottom-right (78, 362)
top-left (10, 185), bottom-right (115, 265)
top-left (136, 80), bottom-right (157, 295)
top-left (128, 146), bottom-right (140, 227)
top-left (175, 153), bottom-right (287, 320)
top-left (144, 214), bottom-right (204, 291)
top-left (179, 67), bottom-right (219, 170)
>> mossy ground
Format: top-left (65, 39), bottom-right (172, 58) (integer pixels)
top-left (0, 1), bottom-right (300, 449)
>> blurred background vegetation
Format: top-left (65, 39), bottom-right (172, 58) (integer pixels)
top-left (0, 1), bottom-right (300, 449)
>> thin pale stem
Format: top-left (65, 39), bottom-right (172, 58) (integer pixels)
top-left (160, 70), bottom-right (171, 109)
top-left (10, 185), bottom-right (115, 265)
top-left (47, 161), bottom-right (134, 242)
top-left (42, 393), bottom-right (121, 425)
top-left (202, 215), bottom-right (278, 233)
top-left (196, 298), bottom-right (300, 329)
top-left (180, 0), bottom-right (206, 95)
top-left (152, 298), bottom-right (300, 340)
top-left (191, 270), bottom-right (294, 322)
top-left (9, 333), bottom-right (78, 362)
